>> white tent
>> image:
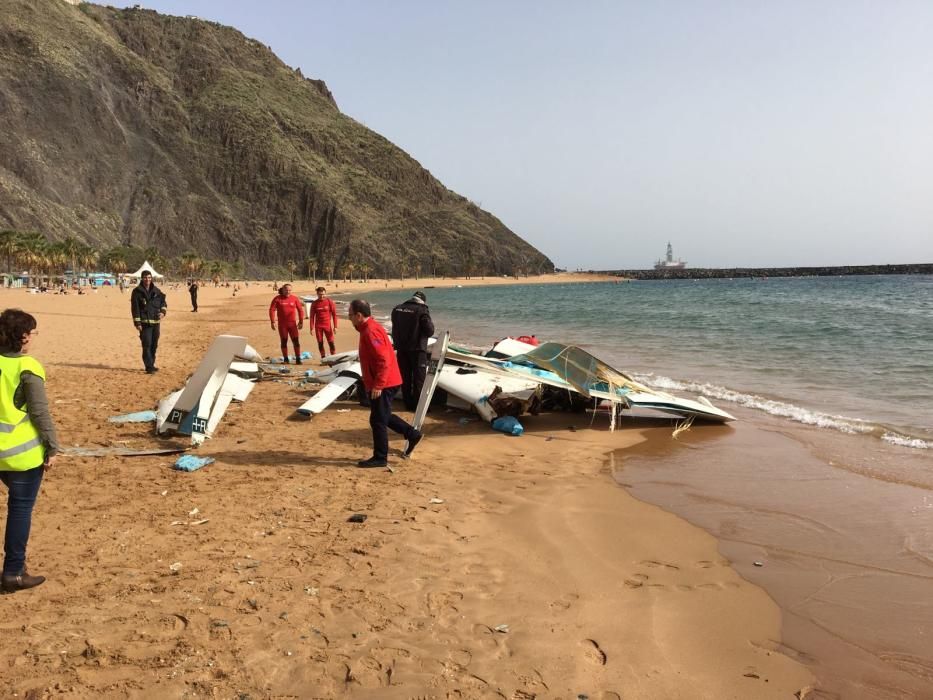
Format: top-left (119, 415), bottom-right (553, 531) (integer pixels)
top-left (127, 260), bottom-right (164, 280)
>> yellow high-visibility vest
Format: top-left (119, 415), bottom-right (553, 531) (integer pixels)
top-left (0, 354), bottom-right (46, 471)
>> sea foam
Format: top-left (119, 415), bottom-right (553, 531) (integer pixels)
top-left (636, 372), bottom-right (881, 433)
top-left (636, 372), bottom-right (932, 449)
top-left (881, 433), bottom-right (933, 450)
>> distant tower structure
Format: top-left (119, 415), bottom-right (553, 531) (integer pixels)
top-left (654, 242), bottom-right (686, 270)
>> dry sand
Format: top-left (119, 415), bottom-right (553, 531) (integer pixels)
top-left (0, 275), bottom-right (814, 698)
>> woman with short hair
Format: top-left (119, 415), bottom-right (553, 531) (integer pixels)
top-left (0, 308), bottom-right (59, 592)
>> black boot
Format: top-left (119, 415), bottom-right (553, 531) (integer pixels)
top-left (357, 457), bottom-right (388, 468)
top-left (1, 571), bottom-right (46, 592)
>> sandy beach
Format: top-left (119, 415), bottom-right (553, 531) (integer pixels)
top-left (0, 274), bottom-right (815, 698)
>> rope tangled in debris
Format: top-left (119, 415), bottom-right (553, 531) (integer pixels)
top-left (672, 415), bottom-right (694, 439)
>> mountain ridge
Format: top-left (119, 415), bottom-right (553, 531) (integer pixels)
top-left (0, 0), bottom-right (554, 277)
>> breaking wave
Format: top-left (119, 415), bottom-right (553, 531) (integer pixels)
top-left (634, 372), bottom-right (933, 450)
top-left (881, 433), bottom-right (933, 450)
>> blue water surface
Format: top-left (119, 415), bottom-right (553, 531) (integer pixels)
top-left (363, 275), bottom-right (933, 442)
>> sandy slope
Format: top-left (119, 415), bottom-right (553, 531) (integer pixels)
top-left (0, 278), bottom-right (813, 699)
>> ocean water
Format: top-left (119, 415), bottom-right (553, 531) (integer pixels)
top-left (362, 275), bottom-right (933, 696)
top-left (364, 275), bottom-right (933, 449)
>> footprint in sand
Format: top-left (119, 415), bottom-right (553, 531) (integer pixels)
top-left (448, 649), bottom-right (472, 666)
top-left (639, 559), bottom-right (680, 570)
top-left (624, 572), bottom-right (651, 588)
top-left (696, 582), bottom-right (724, 591)
top-left (426, 590), bottom-right (464, 616)
top-left (581, 638), bottom-right (607, 666)
top-left (548, 592), bottom-right (580, 611)
top-left (696, 559), bottom-right (730, 569)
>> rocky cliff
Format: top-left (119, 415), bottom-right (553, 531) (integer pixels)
top-left (0, 0), bottom-right (553, 276)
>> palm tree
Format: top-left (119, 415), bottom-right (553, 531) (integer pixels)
top-left (144, 247), bottom-right (169, 277)
top-left (464, 250), bottom-right (475, 280)
top-left (16, 232), bottom-right (46, 287)
top-left (286, 260), bottom-right (297, 282)
top-left (208, 259), bottom-right (227, 284)
top-left (103, 248), bottom-right (128, 283)
top-left (345, 262), bottom-right (356, 283)
top-left (59, 236), bottom-right (81, 282)
top-left (79, 245), bottom-right (98, 282)
top-left (0, 230), bottom-right (21, 278)
top-left (180, 251), bottom-right (203, 279)
top-left (305, 257), bottom-right (318, 283)
top-left (46, 242), bottom-right (68, 285)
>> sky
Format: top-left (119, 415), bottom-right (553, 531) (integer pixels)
top-left (116, 1), bottom-right (933, 269)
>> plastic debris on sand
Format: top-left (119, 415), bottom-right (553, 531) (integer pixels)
top-left (108, 410), bottom-right (157, 423)
top-left (173, 455), bottom-right (215, 472)
top-left (492, 416), bottom-right (524, 436)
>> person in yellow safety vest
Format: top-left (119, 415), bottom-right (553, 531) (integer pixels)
top-left (0, 309), bottom-right (59, 593)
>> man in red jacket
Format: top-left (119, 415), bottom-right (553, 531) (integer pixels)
top-left (269, 283), bottom-right (305, 364)
top-left (309, 286), bottom-right (338, 358)
top-left (348, 299), bottom-right (422, 468)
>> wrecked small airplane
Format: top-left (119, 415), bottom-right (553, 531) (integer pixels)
top-left (298, 331), bottom-right (735, 432)
top-left (157, 335), bottom-right (263, 444)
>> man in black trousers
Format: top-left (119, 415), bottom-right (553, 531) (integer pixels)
top-left (188, 279), bottom-right (198, 312)
top-left (390, 290), bottom-right (435, 411)
top-left (131, 270), bottom-right (167, 374)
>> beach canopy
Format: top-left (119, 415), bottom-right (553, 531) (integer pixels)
top-left (127, 260), bottom-right (164, 279)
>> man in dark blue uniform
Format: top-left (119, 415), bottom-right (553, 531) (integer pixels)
top-left (390, 290), bottom-right (434, 411)
top-left (131, 270), bottom-right (167, 374)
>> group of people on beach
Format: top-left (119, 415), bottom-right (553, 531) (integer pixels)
top-left (0, 270), bottom-right (172, 594)
top-left (0, 276), bottom-right (436, 594)
top-left (268, 284), bottom-right (339, 363)
top-left (269, 283), bottom-right (435, 467)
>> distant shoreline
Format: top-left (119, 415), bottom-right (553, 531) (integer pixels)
top-left (599, 263), bottom-right (933, 280)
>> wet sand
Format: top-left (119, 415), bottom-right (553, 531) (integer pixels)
top-left (615, 411), bottom-right (933, 699)
top-left (0, 278), bottom-right (814, 698)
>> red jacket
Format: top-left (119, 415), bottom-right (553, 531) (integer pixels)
top-left (269, 294), bottom-right (305, 326)
top-left (310, 297), bottom-right (338, 330)
top-left (358, 317), bottom-right (402, 391)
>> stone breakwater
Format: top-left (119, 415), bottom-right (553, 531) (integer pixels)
top-left (601, 263), bottom-right (933, 280)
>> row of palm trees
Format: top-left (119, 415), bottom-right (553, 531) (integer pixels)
top-left (0, 231), bottom-right (102, 285)
top-left (293, 258), bottom-right (377, 284)
top-left (0, 231), bottom-right (387, 287)
top-left (0, 230), bottom-right (245, 285)
top-left (0, 229), bottom-right (536, 286)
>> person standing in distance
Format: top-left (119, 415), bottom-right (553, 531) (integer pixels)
top-left (131, 270), bottom-right (167, 374)
top-left (188, 279), bottom-right (199, 312)
top-left (310, 286), bottom-right (338, 358)
top-left (0, 309), bottom-right (59, 592)
top-left (269, 283), bottom-right (305, 364)
top-left (391, 290), bottom-right (434, 411)
top-left (348, 299), bottom-right (422, 468)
